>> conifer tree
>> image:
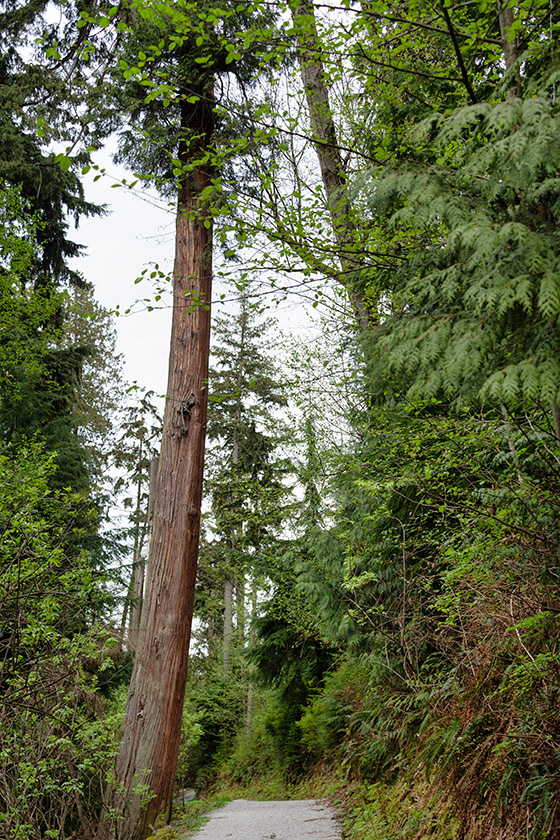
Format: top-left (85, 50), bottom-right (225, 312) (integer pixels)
top-left (0, 184), bottom-right (121, 840)
top-left (180, 287), bottom-right (292, 781)
top-left (353, 0), bottom-right (560, 418)
top-left (203, 282), bottom-right (288, 694)
top-left (0, 0), bottom-right (109, 493)
top-left (100, 6), bottom-right (279, 836)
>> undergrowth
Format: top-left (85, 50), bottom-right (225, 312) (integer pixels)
top-left (178, 766), bottom-right (459, 840)
top-left (333, 776), bottom-right (458, 840)
top-left (164, 795), bottom-right (232, 839)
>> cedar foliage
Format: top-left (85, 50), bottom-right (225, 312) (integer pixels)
top-left (187, 2), bottom-right (560, 839)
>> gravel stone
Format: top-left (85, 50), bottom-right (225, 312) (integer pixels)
top-left (193, 798), bottom-right (342, 840)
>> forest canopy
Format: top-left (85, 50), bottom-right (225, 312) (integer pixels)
top-left (1, 0), bottom-right (559, 838)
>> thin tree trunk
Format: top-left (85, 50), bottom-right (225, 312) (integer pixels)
top-left (551, 399), bottom-right (560, 443)
top-left (119, 568), bottom-right (135, 651)
top-left (147, 455), bottom-right (159, 527)
top-left (236, 572), bottom-right (245, 685)
top-left (129, 455), bottom-right (159, 650)
top-left (498, 0), bottom-right (520, 97)
top-left (223, 575), bottom-right (234, 671)
top-left (292, 0), bottom-right (373, 328)
top-left (128, 556), bottom-right (145, 652)
top-left (98, 84), bottom-right (214, 840)
top-left (119, 443), bottom-right (145, 647)
top-left (245, 576), bottom-right (258, 737)
top-left (236, 573), bottom-right (245, 646)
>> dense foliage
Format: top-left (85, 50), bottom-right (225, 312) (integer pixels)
top-left (0, 442), bottom-right (120, 839)
top-left (2, 0), bottom-right (560, 837)
top-left (177, 2), bottom-right (560, 840)
top-left (0, 9), bottom-right (127, 833)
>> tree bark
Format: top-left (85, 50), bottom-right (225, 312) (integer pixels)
top-left (245, 576), bottom-right (258, 737)
top-left (551, 399), bottom-right (560, 443)
top-left (223, 575), bottom-right (234, 671)
top-left (292, 0), bottom-right (373, 329)
top-left (128, 555), bottom-right (145, 651)
top-left (98, 85), bottom-right (214, 840)
top-left (498, 0), bottom-right (520, 97)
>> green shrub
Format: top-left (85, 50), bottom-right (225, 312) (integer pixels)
top-left (341, 778), bottom-right (457, 840)
top-left (0, 443), bottom-right (123, 839)
top-left (220, 686), bottom-right (306, 786)
top-left (299, 658), bottom-right (369, 759)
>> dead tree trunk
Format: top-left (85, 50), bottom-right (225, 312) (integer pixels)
top-left (119, 442), bottom-right (146, 649)
top-left (98, 84), bottom-right (214, 840)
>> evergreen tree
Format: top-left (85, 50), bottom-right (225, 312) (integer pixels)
top-left (205, 284), bottom-right (289, 623)
top-left (340, 0), bottom-right (560, 419)
top-left (185, 283), bottom-right (290, 781)
top-left (0, 0), bottom-right (106, 283)
top-left (101, 5), bottom-right (281, 835)
top-left (256, 5), bottom-right (560, 828)
top-left (112, 389), bottom-right (162, 648)
top-left (0, 183), bottom-right (92, 495)
top-left (0, 441), bottom-right (116, 840)
top-left (0, 0), bottom-right (109, 493)
top-left (0, 186), bottom-right (124, 839)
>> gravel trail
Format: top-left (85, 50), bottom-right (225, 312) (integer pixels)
top-left (193, 798), bottom-right (342, 840)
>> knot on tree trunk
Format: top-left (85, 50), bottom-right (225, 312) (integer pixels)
top-left (178, 393), bottom-right (198, 436)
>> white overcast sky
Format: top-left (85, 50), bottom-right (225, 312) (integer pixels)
top-left (69, 153), bottom-right (175, 398)
top-left (69, 148), bottom-right (325, 400)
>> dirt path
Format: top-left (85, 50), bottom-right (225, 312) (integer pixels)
top-left (192, 798), bottom-right (342, 840)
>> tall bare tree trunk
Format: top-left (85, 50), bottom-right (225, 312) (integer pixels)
top-left (128, 557), bottom-right (145, 651)
top-left (223, 575), bottom-right (234, 671)
top-left (129, 456), bottom-right (159, 651)
top-left (551, 399), bottom-right (560, 443)
top-left (292, 0), bottom-right (373, 328)
top-left (98, 85), bottom-right (214, 840)
top-left (147, 455), bottom-right (159, 529)
top-left (245, 576), bottom-right (258, 737)
top-left (119, 443), bottom-right (146, 649)
top-left (498, 0), bottom-right (520, 97)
